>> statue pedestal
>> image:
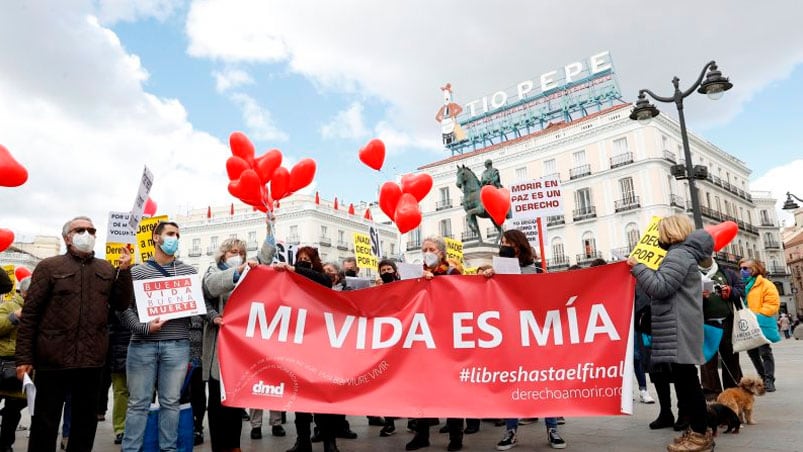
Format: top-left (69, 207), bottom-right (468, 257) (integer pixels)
top-left (462, 242), bottom-right (498, 269)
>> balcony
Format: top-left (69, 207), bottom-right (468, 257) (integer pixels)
top-left (767, 265), bottom-right (790, 276)
top-left (546, 215), bottom-right (565, 227)
top-left (406, 239), bottom-right (421, 250)
top-left (188, 247), bottom-right (202, 257)
top-left (486, 227), bottom-right (500, 239)
top-left (461, 230), bottom-right (480, 242)
top-left (761, 219), bottom-right (775, 227)
top-left (764, 239), bottom-right (781, 250)
top-left (576, 251), bottom-right (604, 266)
top-left (287, 235), bottom-right (300, 245)
top-left (246, 241), bottom-right (258, 251)
top-left (206, 246), bottom-right (216, 255)
top-left (670, 194), bottom-right (685, 209)
top-left (614, 196), bottom-right (641, 213)
top-left (572, 206), bottom-right (597, 222)
top-left (336, 240), bottom-right (349, 250)
top-left (610, 152), bottom-right (634, 169)
top-left (715, 251), bottom-right (740, 265)
top-left (569, 164), bottom-right (591, 180)
top-left (435, 199), bottom-right (453, 211)
top-left (548, 255), bottom-right (570, 270)
top-left (319, 236), bottom-right (332, 247)
top-left (663, 149), bottom-right (676, 163)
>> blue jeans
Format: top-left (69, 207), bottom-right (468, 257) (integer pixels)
top-left (122, 340), bottom-right (190, 452)
top-left (504, 417), bottom-right (558, 430)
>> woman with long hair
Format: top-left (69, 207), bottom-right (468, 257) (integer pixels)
top-left (738, 258), bottom-right (780, 392)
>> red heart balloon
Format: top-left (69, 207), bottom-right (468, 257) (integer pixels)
top-left (0, 228), bottom-right (14, 252)
top-left (400, 173), bottom-right (433, 202)
top-left (255, 149), bottom-right (282, 184)
top-left (15, 266), bottom-right (31, 281)
top-left (379, 182), bottom-right (402, 219)
top-left (289, 159), bottom-right (316, 193)
top-left (0, 145), bottom-right (28, 187)
top-left (480, 185), bottom-right (511, 226)
top-left (229, 131), bottom-right (255, 164)
top-left (359, 138), bottom-right (385, 171)
top-left (228, 169), bottom-right (262, 202)
top-left (394, 193), bottom-right (422, 234)
top-left (271, 167), bottom-right (290, 200)
top-left (143, 198), bottom-right (158, 217)
top-left (226, 156), bottom-right (251, 181)
top-left (704, 221), bottom-right (738, 252)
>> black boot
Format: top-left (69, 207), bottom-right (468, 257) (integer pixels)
top-left (405, 420), bottom-right (430, 450)
top-left (286, 438), bottom-right (312, 452)
top-left (447, 418), bottom-right (463, 451)
top-left (288, 416), bottom-right (313, 452)
top-left (323, 438), bottom-right (340, 452)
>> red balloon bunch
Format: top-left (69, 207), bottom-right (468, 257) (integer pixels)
top-left (226, 132), bottom-right (317, 211)
top-left (378, 173), bottom-right (434, 234)
top-left (0, 144), bottom-right (28, 187)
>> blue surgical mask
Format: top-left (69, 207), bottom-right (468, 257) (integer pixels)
top-left (740, 268), bottom-right (752, 280)
top-left (160, 235), bottom-right (179, 256)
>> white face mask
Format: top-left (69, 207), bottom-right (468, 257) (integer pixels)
top-left (423, 252), bottom-right (440, 267)
top-left (71, 231), bottom-right (95, 253)
top-left (225, 255), bottom-right (243, 268)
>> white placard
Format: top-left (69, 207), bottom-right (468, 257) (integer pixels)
top-left (133, 274), bottom-right (207, 323)
top-left (345, 277), bottom-right (372, 290)
top-left (106, 211), bottom-right (137, 245)
top-left (510, 176), bottom-right (563, 220)
top-left (492, 256), bottom-right (521, 275)
top-left (397, 262), bottom-right (424, 280)
top-left (508, 218), bottom-right (547, 249)
top-left (128, 166), bottom-right (155, 232)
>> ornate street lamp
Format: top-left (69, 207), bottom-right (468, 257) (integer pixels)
top-left (630, 61), bottom-right (733, 228)
top-left (783, 192), bottom-right (803, 210)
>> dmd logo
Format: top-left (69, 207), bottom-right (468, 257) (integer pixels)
top-left (252, 380), bottom-right (285, 398)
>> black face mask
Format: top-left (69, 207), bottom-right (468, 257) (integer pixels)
top-left (657, 240), bottom-right (671, 251)
top-left (499, 246), bottom-right (516, 258)
top-left (344, 269), bottom-right (358, 277)
top-left (296, 261), bottom-right (312, 270)
top-left (380, 272), bottom-right (397, 284)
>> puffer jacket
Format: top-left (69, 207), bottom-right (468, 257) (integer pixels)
top-left (745, 275), bottom-right (780, 316)
top-left (631, 229), bottom-right (713, 365)
top-left (16, 251), bottom-right (133, 370)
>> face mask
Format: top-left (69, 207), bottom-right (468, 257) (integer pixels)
top-left (225, 255), bottom-right (242, 268)
top-left (344, 269), bottom-right (358, 277)
top-left (657, 240), bottom-right (670, 251)
top-left (71, 231), bottom-right (95, 253)
top-left (380, 272), bottom-right (397, 284)
top-left (296, 260), bottom-right (312, 270)
top-left (740, 269), bottom-right (752, 280)
top-left (423, 252), bottom-right (440, 268)
top-left (499, 246), bottom-right (516, 258)
top-left (159, 235), bottom-right (179, 256)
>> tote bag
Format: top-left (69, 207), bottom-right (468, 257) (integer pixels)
top-left (732, 299), bottom-right (770, 352)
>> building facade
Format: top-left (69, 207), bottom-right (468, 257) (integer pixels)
top-left (173, 195), bottom-right (400, 279)
top-left (782, 209), bottom-right (803, 318)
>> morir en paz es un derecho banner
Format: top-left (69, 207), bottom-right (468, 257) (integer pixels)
top-left (218, 263), bottom-right (637, 418)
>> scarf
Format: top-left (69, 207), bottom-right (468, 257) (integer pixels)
top-left (744, 275), bottom-right (756, 294)
top-left (698, 260), bottom-right (719, 280)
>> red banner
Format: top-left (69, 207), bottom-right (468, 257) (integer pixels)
top-left (219, 263), bottom-right (636, 418)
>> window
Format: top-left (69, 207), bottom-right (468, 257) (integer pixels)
top-left (715, 196), bottom-right (721, 212)
top-left (439, 187), bottom-right (450, 202)
top-left (572, 150), bottom-right (587, 166)
top-left (289, 225), bottom-right (298, 237)
top-left (321, 225), bottom-right (328, 236)
top-left (192, 238), bottom-right (201, 248)
top-left (410, 227), bottom-right (421, 244)
top-left (661, 135), bottom-right (669, 150)
top-left (229, 233), bottom-right (237, 238)
top-left (619, 177), bottom-right (635, 201)
top-left (439, 219), bottom-right (452, 238)
top-left (338, 230), bottom-right (345, 242)
top-left (551, 237), bottom-right (565, 258)
top-left (210, 236), bottom-right (219, 249)
top-left (248, 231), bottom-right (256, 242)
top-left (613, 137), bottom-right (628, 154)
top-left (706, 192), bottom-right (711, 208)
top-left (543, 159), bottom-right (557, 176)
top-left (390, 243), bottom-right (395, 255)
top-left (626, 223), bottom-right (640, 249)
top-left (760, 209), bottom-right (771, 224)
top-left (575, 188), bottom-right (592, 211)
top-left (515, 167), bottom-right (527, 180)
top-left (582, 232), bottom-right (597, 257)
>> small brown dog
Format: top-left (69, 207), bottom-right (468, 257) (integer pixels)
top-left (716, 376), bottom-right (766, 424)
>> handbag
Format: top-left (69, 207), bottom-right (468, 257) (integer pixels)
top-left (732, 299), bottom-right (770, 352)
top-left (756, 313), bottom-right (782, 343)
top-left (703, 323), bottom-right (724, 362)
top-left (0, 358), bottom-right (22, 393)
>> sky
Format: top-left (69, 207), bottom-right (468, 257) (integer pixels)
top-left (1, 0), bottom-right (802, 243)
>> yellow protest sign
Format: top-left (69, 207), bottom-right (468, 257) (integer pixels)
top-left (2, 265), bottom-right (15, 302)
top-left (105, 242), bottom-right (134, 268)
top-left (629, 216), bottom-right (666, 270)
top-left (353, 232), bottom-right (378, 270)
top-left (136, 215), bottom-right (168, 263)
top-left (445, 237), bottom-right (464, 265)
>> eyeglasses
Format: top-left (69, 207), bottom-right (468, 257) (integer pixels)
top-left (71, 227), bottom-right (97, 236)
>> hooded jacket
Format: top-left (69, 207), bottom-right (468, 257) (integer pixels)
top-left (631, 229), bottom-right (713, 365)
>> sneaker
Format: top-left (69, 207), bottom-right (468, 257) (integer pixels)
top-left (496, 429), bottom-right (518, 450)
top-left (251, 427), bottom-right (262, 439)
top-left (547, 428), bottom-right (566, 449)
top-left (556, 417), bottom-right (566, 425)
top-left (667, 430), bottom-right (714, 452)
top-left (115, 433), bottom-right (125, 445)
top-left (639, 389), bottom-right (656, 404)
top-left (272, 425), bottom-right (287, 437)
top-left (380, 424), bottom-right (396, 437)
top-left (765, 378), bottom-right (776, 392)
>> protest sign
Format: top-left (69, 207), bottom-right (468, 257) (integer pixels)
top-left (353, 232), bottom-right (378, 271)
top-left (510, 176), bottom-right (563, 220)
top-left (128, 166), bottom-right (154, 232)
top-left (628, 216), bottom-right (665, 270)
top-left (444, 237), bottom-right (463, 264)
top-left (132, 274), bottom-right (206, 322)
top-left (136, 215), bottom-right (168, 263)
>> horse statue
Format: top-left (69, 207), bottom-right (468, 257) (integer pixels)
top-left (456, 164), bottom-right (504, 244)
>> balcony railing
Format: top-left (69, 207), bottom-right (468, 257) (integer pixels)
top-left (670, 194), bottom-right (685, 209)
top-left (435, 199), bottom-right (453, 211)
top-left (715, 251), bottom-right (740, 264)
top-left (247, 241), bottom-right (258, 251)
top-left (609, 152), bottom-right (634, 169)
top-left (767, 265), bottom-right (789, 276)
top-left (572, 206), bottom-right (597, 222)
top-left (547, 255), bottom-right (570, 269)
top-left (461, 230), bottom-right (480, 242)
top-left (764, 239), bottom-right (781, 250)
top-left (569, 164), bottom-right (591, 180)
top-left (406, 240), bottom-right (421, 250)
top-left (760, 219), bottom-right (775, 227)
top-left (614, 196), bottom-right (641, 213)
top-left (576, 251), bottom-right (604, 265)
top-left (188, 247), bottom-right (202, 257)
top-left (663, 149), bottom-right (676, 163)
top-left (546, 215), bottom-right (565, 227)
top-left (336, 240), bottom-right (349, 250)
top-left (319, 236), bottom-right (332, 247)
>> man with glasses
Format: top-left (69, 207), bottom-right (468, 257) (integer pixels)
top-left (16, 216), bottom-right (134, 452)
